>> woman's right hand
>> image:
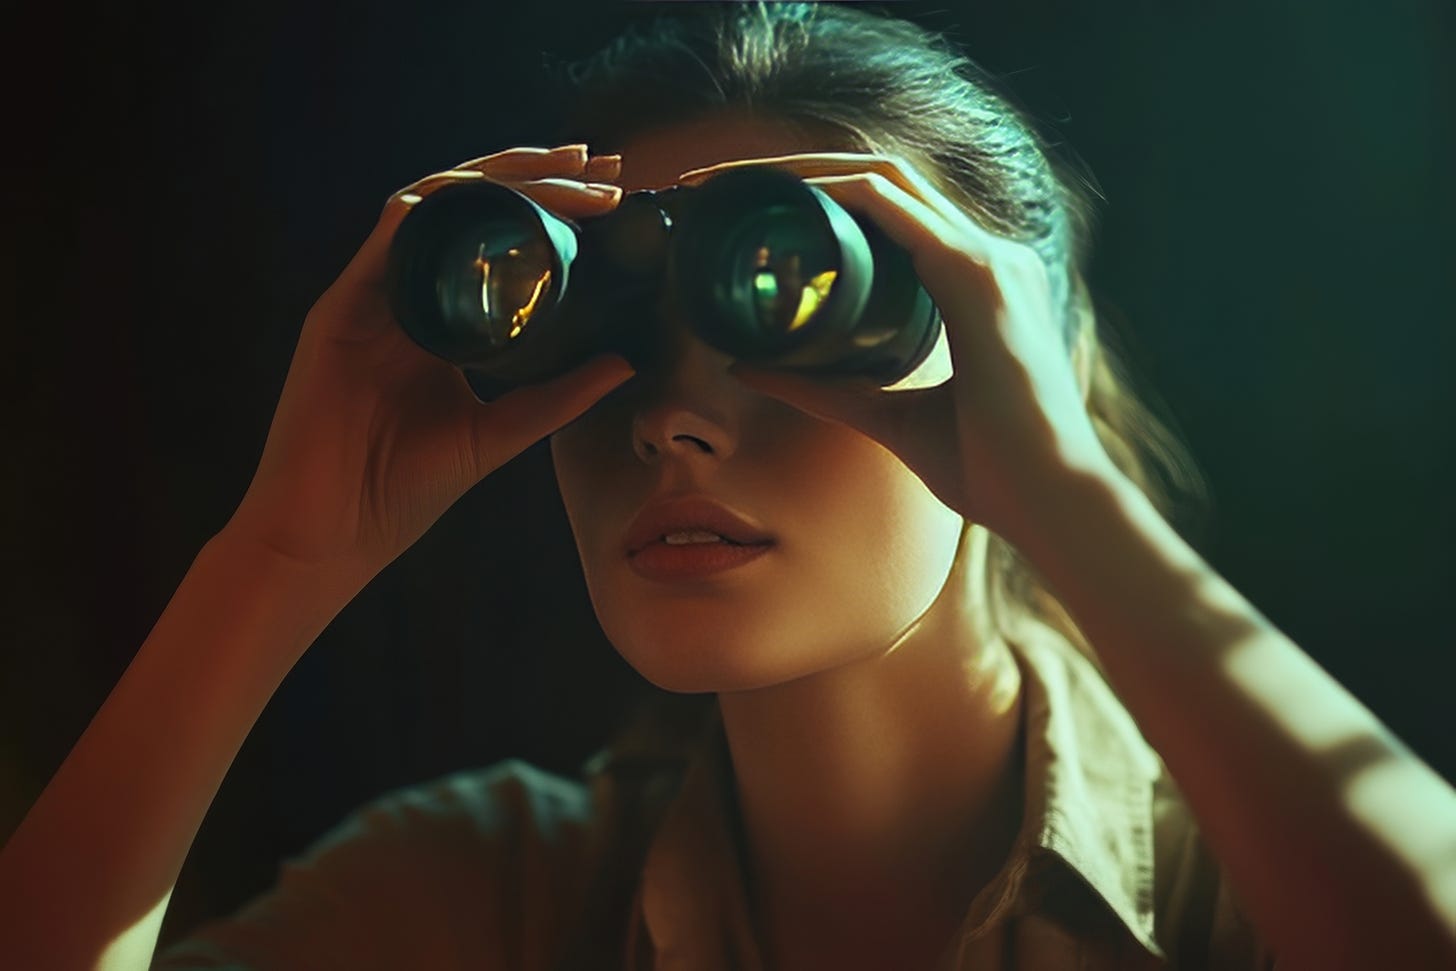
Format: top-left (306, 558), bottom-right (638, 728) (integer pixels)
top-left (222, 144), bottom-right (630, 579)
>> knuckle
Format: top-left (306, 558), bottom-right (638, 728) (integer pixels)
top-left (879, 153), bottom-right (912, 174)
top-left (876, 153), bottom-right (921, 185)
top-left (470, 145), bottom-right (587, 174)
top-left (862, 170), bottom-right (895, 194)
top-left (927, 234), bottom-right (983, 269)
top-left (384, 170), bottom-right (487, 211)
top-left (379, 190), bottom-right (411, 218)
top-left (925, 241), bottom-right (997, 288)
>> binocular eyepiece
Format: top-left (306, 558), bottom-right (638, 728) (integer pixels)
top-left (385, 165), bottom-right (942, 403)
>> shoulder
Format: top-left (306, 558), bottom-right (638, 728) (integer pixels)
top-left (155, 759), bottom-right (609, 971)
top-left (332, 758), bottom-right (600, 850)
top-left (294, 757), bottom-right (605, 902)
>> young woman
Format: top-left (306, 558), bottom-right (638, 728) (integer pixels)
top-left (3, 4), bottom-right (1453, 969)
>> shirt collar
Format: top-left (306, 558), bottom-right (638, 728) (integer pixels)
top-left (954, 617), bottom-right (1167, 961)
top-left (621, 619), bottom-right (1169, 968)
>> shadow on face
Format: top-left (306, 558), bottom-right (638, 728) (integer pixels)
top-left (549, 112), bottom-right (964, 694)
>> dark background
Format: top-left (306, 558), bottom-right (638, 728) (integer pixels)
top-left (3, 0), bottom-right (1452, 950)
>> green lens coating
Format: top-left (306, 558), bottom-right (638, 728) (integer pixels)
top-left (713, 203), bottom-right (841, 341)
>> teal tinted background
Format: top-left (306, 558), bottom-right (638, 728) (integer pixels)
top-left (2, 0), bottom-right (1451, 949)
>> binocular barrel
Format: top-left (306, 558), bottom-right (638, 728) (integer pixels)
top-left (385, 165), bottom-right (941, 402)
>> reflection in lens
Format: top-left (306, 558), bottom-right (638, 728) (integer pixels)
top-left (750, 245), bottom-right (838, 334)
top-left (435, 220), bottom-right (554, 349)
top-left (720, 204), bottom-right (840, 340)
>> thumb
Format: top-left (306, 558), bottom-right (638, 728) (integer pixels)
top-left (471, 354), bottom-right (636, 469)
top-left (728, 362), bottom-right (884, 432)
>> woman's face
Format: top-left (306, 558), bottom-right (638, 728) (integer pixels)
top-left (550, 113), bottom-right (964, 693)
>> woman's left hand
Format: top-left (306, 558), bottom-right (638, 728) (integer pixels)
top-left (676, 152), bottom-right (1123, 545)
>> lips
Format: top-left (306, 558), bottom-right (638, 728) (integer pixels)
top-left (624, 494), bottom-right (775, 557)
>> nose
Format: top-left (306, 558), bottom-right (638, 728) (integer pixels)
top-left (629, 324), bottom-right (743, 465)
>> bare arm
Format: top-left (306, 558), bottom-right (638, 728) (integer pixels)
top-left (0, 145), bottom-right (627, 971)
top-left (1009, 461), bottom-right (1456, 970)
top-left (0, 531), bottom-right (373, 971)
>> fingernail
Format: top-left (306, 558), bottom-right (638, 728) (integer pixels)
top-left (551, 143), bottom-right (589, 156)
top-left (584, 182), bottom-right (623, 201)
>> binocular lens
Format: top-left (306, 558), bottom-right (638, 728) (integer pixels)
top-left (715, 203), bottom-right (841, 342)
top-left (434, 218), bottom-right (554, 350)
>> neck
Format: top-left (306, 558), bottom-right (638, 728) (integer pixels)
top-left (716, 526), bottom-right (1028, 968)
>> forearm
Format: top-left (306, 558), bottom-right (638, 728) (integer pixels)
top-left (0, 531), bottom-right (370, 971)
top-left (1008, 460), bottom-right (1456, 970)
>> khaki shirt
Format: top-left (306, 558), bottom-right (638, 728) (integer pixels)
top-left (155, 620), bottom-right (1277, 969)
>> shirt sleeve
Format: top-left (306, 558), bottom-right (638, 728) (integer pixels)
top-left (1152, 773), bottom-right (1280, 970)
top-left (152, 760), bottom-right (599, 971)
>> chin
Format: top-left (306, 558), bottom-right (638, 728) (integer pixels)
top-left (599, 613), bottom-right (795, 694)
top-left (591, 593), bottom-right (842, 695)
top-left (577, 534), bottom-right (956, 694)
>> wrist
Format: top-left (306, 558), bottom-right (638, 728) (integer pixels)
top-left (997, 447), bottom-right (1135, 552)
top-left (201, 526), bottom-right (378, 625)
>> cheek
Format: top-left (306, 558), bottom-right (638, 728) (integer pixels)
top-left (548, 428), bottom-right (583, 495)
top-left (802, 431), bottom-right (962, 614)
top-left (550, 393), bottom-right (627, 476)
top-left (549, 422), bottom-right (613, 546)
top-left (697, 420), bottom-right (963, 679)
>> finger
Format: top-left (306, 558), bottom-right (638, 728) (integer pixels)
top-left (801, 172), bottom-right (998, 380)
top-left (448, 144), bottom-right (620, 188)
top-left (345, 171), bottom-right (620, 299)
top-left (677, 152), bottom-right (882, 183)
top-left (315, 155), bottom-right (617, 346)
top-left (512, 176), bottom-right (623, 206)
top-left (678, 154), bottom-right (963, 246)
top-left (453, 143), bottom-right (590, 176)
top-left (801, 173), bottom-right (1055, 403)
top-left (456, 146), bottom-right (619, 183)
top-left (727, 362), bottom-right (888, 435)
top-left (583, 153), bottom-right (623, 180)
top-left (389, 174), bottom-right (622, 220)
top-left (801, 172), bottom-right (965, 264)
top-left (328, 169), bottom-right (494, 299)
top-left (393, 169), bottom-right (491, 207)
top-left (729, 361), bottom-right (958, 488)
top-left (676, 155), bottom-right (805, 185)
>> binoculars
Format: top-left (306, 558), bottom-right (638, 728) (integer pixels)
top-left (385, 164), bottom-right (943, 403)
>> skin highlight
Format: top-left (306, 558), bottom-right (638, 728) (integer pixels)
top-left (549, 114), bottom-right (1029, 969)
